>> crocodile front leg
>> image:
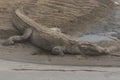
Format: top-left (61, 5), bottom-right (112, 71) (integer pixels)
top-left (2, 28), bottom-right (32, 45)
top-left (52, 46), bottom-right (65, 56)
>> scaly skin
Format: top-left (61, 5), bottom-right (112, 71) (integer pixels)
top-left (3, 8), bottom-right (109, 56)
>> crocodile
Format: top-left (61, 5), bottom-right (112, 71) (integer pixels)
top-left (2, 8), bottom-right (109, 56)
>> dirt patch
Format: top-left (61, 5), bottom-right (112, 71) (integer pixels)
top-left (0, 0), bottom-right (114, 36)
top-left (22, 0), bottom-right (114, 35)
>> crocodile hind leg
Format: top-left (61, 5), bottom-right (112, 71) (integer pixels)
top-left (52, 46), bottom-right (65, 56)
top-left (2, 28), bottom-right (32, 46)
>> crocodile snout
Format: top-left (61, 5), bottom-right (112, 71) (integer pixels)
top-left (78, 43), bottom-right (110, 56)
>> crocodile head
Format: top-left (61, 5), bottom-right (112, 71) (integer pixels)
top-left (78, 42), bottom-right (110, 56)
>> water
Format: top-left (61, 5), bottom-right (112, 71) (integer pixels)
top-left (76, 0), bottom-right (120, 43)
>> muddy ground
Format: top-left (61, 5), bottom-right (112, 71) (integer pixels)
top-left (0, 0), bottom-right (120, 67)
